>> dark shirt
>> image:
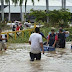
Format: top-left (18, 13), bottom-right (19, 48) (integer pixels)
top-left (58, 33), bottom-right (65, 48)
top-left (12, 26), bottom-right (16, 31)
top-left (48, 34), bottom-right (56, 46)
top-left (58, 33), bottom-right (65, 41)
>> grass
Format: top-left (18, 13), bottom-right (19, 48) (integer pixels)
top-left (7, 26), bottom-right (72, 43)
top-left (0, 22), bottom-right (11, 30)
top-left (8, 31), bottom-right (30, 43)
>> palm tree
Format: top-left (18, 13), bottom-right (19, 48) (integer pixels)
top-left (12, 0), bottom-right (39, 22)
top-left (19, 0), bottom-right (24, 22)
top-left (62, 0), bottom-right (66, 10)
top-left (5, 0), bottom-right (11, 21)
top-left (1, 0), bottom-right (4, 22)
top-left (25, 0), bottom-right (40, 22)
top-left (12, 0), bottom-right (24, 22)
top-left (46, 0), bottom-right (49, 23)
top-left (12, 0), bottom-right (19, 6)
top-left (62, 0), bottom-right (64, 9)
top-left (64, 0), bottom-right (66, 10)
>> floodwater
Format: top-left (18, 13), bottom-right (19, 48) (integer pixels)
top-left (0, 42), bottom-right (72, 72)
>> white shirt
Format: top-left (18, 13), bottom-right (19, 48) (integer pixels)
top-left (29, 33), bottom-right (43, 54)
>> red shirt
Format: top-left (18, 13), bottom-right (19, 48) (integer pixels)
top-left (16, 26), bottom-right (20, 31)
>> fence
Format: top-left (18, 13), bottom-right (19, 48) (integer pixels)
top-left (1, 24), bottom-right (36, 40)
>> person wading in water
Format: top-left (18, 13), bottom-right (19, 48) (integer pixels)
top-left (29, 27), bottom-right (44, 61)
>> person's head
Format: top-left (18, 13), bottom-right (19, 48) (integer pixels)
top-left (13, 25), bottom-right (15, 27)
top-left (59, 27), bottom-right (63, 29)
top-left (51, 29), bottom-right (55, 34)
top-left (17, 24), bottom-right (18, 27)
top-left (59, 29), bottom-right (63, 33)
top-left (0, 28), bottom-right (2, 33)
top-left (35, 27), bottom-right (40, 33)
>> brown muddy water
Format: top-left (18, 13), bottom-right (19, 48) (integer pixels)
top-left (0, 42), bottom-right (72, 72)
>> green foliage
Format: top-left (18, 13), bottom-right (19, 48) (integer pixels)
top-left (47, 9), bottom-right (71, 27)
top-left (12, 0), bottom-right (19, 6)
top-left (8, 26), bottom-right (72, 43)
top-left (0, 22), bottom-right (10, 30)
top-left (8, 31), bottom-right (30, 43)
top-left (29, 9), bottom-right (71, 27)
top-left (0, 23), bottom-right (6, 28)
top-left (5, 0), bottom-right (9, 4)
top-left (30, 9), bottom-right (47, 22)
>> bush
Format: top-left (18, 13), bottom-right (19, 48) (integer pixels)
top-left (0, 22), bottom-right (6, 28)
top-left (30, 9), bottom-right (47, 22)
top-left (8, 31), bottom-right (30, 43)
top-left (29, 9), bottom-right (71, 28)
top-left (0, 22), bottom-right (10, 30)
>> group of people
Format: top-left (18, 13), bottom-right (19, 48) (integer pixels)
top-left (0, 25), bottom-right (68, 61)
top-left (12, 22), bottom-right (23, 32)
top-left (29, 27), bottom-right (68, 61)
top-left (47, 28), bottom-right (66, 48)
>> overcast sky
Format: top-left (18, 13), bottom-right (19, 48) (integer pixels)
top-left (4, 0), bottom-right (72, 6)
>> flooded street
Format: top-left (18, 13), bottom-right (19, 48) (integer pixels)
top-left (0, 43), bottom-right (72, 72)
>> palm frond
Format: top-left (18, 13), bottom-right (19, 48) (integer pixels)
top-left (12, 0), bottom-right (19, 6)
top-left (5, 0), bottom-right (9, 4)
top-left (31, 0), bottom-right (34, 5)
top-left (19, 0), bottom-right (24, 6)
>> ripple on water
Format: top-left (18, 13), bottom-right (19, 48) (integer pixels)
top-left (0, 43), bottom-right (72, 72)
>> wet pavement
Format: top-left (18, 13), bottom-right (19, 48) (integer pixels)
top-left (0, 42), bottom-right (72, 72)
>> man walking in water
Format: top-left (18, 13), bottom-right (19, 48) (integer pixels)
top-left (29, 27), bottom-right (44, 61)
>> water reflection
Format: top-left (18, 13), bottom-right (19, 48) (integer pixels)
top-left (0, 43), bottom-right (72, 72)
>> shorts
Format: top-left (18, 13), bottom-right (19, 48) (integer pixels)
top-left (0, 42), bottom-right (6, 51)
top-left (30, 52), bottom-right (41, 61)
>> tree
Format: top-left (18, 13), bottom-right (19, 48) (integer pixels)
top-left (19, 0), bottom-right (24, 22)
top-left (30, 9), bottom-right (47, 22)
top-left (62, 0), bottom-right (64, 9)
top-left (5, 0), bottom-right (11, 21)
top-left (64, 0), bottom-right (66, 10)
top-left (12, 0), bottom-right (24, 22)
top-left (1, 0), bottom-right (4, 22)
top-left (25, 0), bottom-right (40, 22)
top-left (12, 0), bottom-right (19, 6)
top-left (47, 9), bottom-right (71, 27)
top-left (46, 0), bottom-right (49, 23)
top-left (62, 0), bottom-right (66, 10)
top-left (12, 0), bottom-right (39, 22)
top-left (30, 9), bottom-right (71, 27)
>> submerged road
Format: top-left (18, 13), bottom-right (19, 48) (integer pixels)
top-left (0, 42), bottom-right (72, 72)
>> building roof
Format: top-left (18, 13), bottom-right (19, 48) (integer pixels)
top-left (1, 5), bottom-right (72, 13)
top-left (0, 5), bottom-right (8, 11)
